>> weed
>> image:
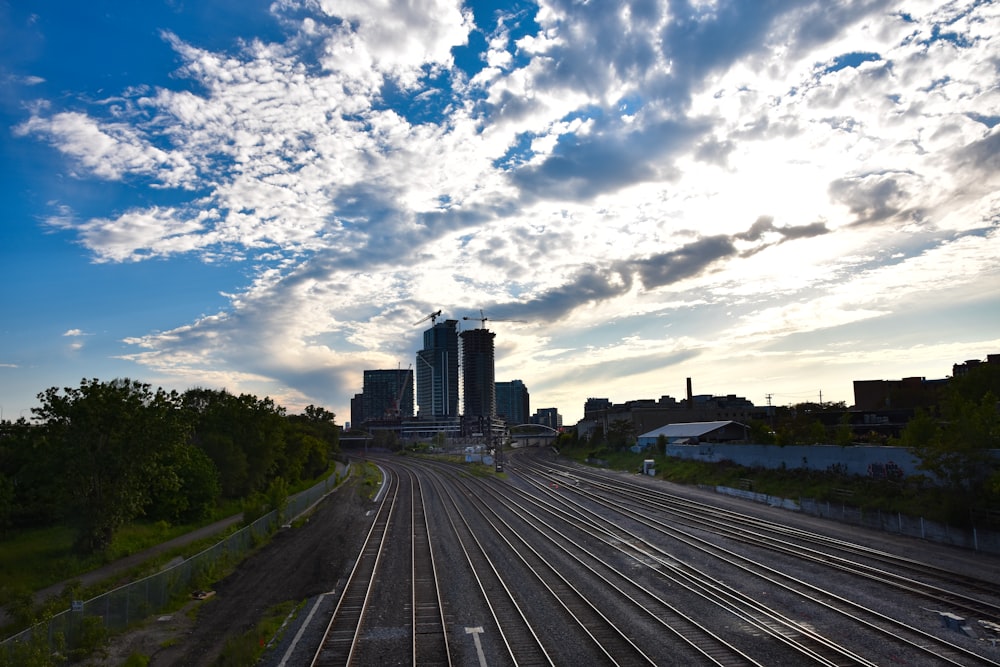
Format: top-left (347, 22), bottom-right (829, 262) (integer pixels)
top-left (121, 652), bottom-right (149, 667)
top-left (214, 600), bottom-right (300, 667)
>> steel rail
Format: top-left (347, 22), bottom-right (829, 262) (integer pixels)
top-left (311, 466), bottom-right (399, 667)
top-left (534, 461), bottom-right (1000, 601)
top-left (423, 464), bottom-right (555, 666)
top-left (520, 456), bottom-right (1000, 622)
top-left (511, 454), bottom-right (1000, 666)
top-left (465, 463), bottom-right (858, 666)
top-left (409, 468), bottom-right (452, 666)
top-left (530, 454), bottom-right (998, 580)
top-left (500, 464), bottom-right (875, 666)
top-left (438, 465), bottom-right (658, 665)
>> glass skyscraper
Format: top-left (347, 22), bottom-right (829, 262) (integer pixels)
top-left (496, 379), bottom-right (530, 425)
top-left (416, 319), bottom-right (459, 419)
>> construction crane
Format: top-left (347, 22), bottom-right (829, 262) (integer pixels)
top-left (462, 309), bottom-right (526, 329)
top-left (413, 310), bottom-right (443, 326)
top-left (385, 364), bottom-right (412, 419)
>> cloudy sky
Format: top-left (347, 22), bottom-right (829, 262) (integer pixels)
top-left (2, 0), bottom-right (998, 425)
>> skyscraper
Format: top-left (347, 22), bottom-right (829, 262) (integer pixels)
top-left (416, 319), bottom-right (459, 419)
top-left (361, 368), bottom-right (414, 422)
top-left (460, 327), bottom-right (496, 420)
top-left (533, 407), bottom-right (563, 431)
top-left (496, 379), bottom-right (530, 425)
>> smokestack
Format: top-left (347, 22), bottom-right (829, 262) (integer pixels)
top-left (686, 377), bottom-right (693, 409)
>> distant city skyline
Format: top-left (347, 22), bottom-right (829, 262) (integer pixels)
top-left (2, 1), bottom-right (998, 425)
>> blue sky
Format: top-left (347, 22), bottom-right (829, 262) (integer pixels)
top-left (2, 0), bottom-right (998, 425)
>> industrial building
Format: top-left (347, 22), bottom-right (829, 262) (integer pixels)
top-left (637, 421), bottom-right (750, 448)
top-left (578, 378), bottom-right (766, 440)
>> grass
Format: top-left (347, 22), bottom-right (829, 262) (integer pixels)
top-left (0, 463), bottom-right (345, 633)
top-left (0, 462), bottom-right (341, 600)
top-left (0, 524), bottom-right (98, 593)
top-left (215, 600), bottom-right (302, 667)
top-left (557, 444), bottom-right (971, 527)
top-left (0, 514), bottom-right (237, 600)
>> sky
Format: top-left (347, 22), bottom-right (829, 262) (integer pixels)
top-left (2, 0), bottom-right (999, 426)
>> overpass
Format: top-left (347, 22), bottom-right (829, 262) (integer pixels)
top-left (507, 423), bottom-right (560, 447)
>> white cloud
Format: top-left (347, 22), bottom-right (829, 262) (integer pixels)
top-left (12, 0), bottom-right (1000, 419)
top-left (15, 111), bottom-right (197, 188)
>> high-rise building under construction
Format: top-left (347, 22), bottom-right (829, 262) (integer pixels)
top-left (416, 319), bottom-right (459, 419)
top-left (460, 327), bottom-right (496, 421)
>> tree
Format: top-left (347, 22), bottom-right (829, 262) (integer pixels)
top-left (182, 388), bottom-right (288, 498)
top-left (33, 378), bottom-right (189, 553)
top-left (902, 362), bottom-right (1000, 513)
top-left (0, 418), bottom-right (65, 530)
top-left (303, 404), bottom-right (336, 424)
top-left (834, 413), bottom-right (854, 447)
top-left (747, 419), bottom-right (775, 445)
top-left (146, 443), bottom-right (221, 524)
top-left (607, 419), bottom-right (636, 451)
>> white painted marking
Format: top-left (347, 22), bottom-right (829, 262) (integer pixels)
top-left (465, 626), bottom-right (488, 667)
top-left (278, 593), bottom-right (330, 667)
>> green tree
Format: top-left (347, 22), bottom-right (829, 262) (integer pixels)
top-left (146, 443), bottom-right (221, 524)
top-left (606, 419), bottom-right (636, 451)
top-left (0, 418), bottom-right (64, 529)
top-left (906, 393), bottom-right (1000, 497)
top-left (284, 405), bottom-right (339, 481)
top-left (834, 413), bottom-right (854, 447)
top-left (902, 362), bottom-right (1000, 512)
top-left (183, 388), bottom-right (288, 498)
top-left (33, 378), bottom-right (189, 553)
top-left (773, 406), bottom-right (828, 445)
top-left (0, 471), bottom-right (14, 535)
top-left (747, 419), bottom-right (775, 445)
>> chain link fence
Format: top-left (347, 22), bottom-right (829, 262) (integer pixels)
top-left (713, 484), bottom-right (1000, 554)
top-left (797, 497), bottom-right (1000, 553)
top-left (1, 464), bottom-right (349, 663)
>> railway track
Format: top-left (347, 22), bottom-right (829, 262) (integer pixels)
top-left (509, 449), bottom-right (1000, 665)
top-left (462, 462), bottom-right (867, 666)
top-left (308, 452), bottom-right (1000, 664)
top-left (312, 465), bottom-right (399, 666)
top-left (410, 469), bottom-right (451, 665)
top-left (517, 453), bottom-right (1000, 622)
top-left (428, 471), bottom-right (554, 665)
top-left (407, 456), bottom-right (860, 664)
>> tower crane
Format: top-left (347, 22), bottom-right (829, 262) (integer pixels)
top-left (385, 364), bottom-right (412, 419)
top-left (413, 309), bottom-right (443, 326)
top-left (462, 309), bottom-right (526, 328)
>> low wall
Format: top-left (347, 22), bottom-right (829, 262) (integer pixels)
top-left (663, 443), bottom-right (922, 477)
top-left (712, 485), bottom-right (1000, 554)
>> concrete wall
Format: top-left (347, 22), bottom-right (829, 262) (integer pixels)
top-left (660, 443), bottom-right (923, 477)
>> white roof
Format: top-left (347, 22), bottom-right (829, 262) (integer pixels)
top-left (638, 421), bottom-right (737, 439)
